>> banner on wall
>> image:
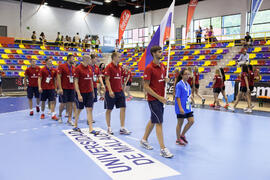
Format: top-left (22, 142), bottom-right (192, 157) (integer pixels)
top-left (185, 0), bottom-right (198, 37)
top-left (249, 0), bottom-right (264, 32)
top-left (2, 77), bottom-right (25, 91)
top-left (118, 10), bottom-right (131, 44)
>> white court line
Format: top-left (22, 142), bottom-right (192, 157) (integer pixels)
top-left (9, 131), bottom-right (17, 134)
top-left (32, 128), bottom-right (38, 130)
top-left (0, 133), bottom-right (4, 136)
top-left (21, 129), bottom-right (29, 132)
top-left (125, 136), bottom-right (140, 141)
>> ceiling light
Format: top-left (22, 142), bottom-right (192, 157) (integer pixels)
top-left (110, 13), bottom-right (114, 16)
top-left (44, 2), bottom-right (48, 5)
top-left (135, 5), bottom-right (140, 8)
top-left (105, 0), bottom-right (112, 3)
top-left (80, 9), bottom-right (84, 12)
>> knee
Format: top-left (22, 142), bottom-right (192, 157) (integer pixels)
top-left (188, 118), bottom-right (194, 124)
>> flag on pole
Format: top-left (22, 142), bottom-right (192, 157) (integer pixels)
top-left (249, 0), bottom-right (263, 32)
top-left (138, 0), bottom-right (175, 71)
top-left (185, 0), bottom-right (198, 37)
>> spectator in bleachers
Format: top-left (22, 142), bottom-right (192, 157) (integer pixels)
top-left (204, 28), bottom-right (209, 42)
top-left (243, 32), bottom-right (253, 47)
top-left (64, 35), bottom-right (69, 47)
top-left (74, 33), bottom-right (80, 47)
top-left (121, 38), bottom-right (124, 49)
top-left (135, 43), bottom-right (140, 53)
top-left (91, 37), bottom-right (96, 49)
top-left (55, 32), bottom-right (61, 45)
top-left (95, 36), bottom-right (100, 49)
top-left (83, 35), bottom-right (89, 48)
top-left (196, 26), bottom-right (202, 44)
top-left (237, 48), bottom-right (249, 66)
top-left (208, 25), bottom-right (214, 43)
top-left (60, 35), bottom-right (64, 45)
top-left (31, 31), bottom-right (37, 43)
top-left (39, 32), bottom-right (47, 43)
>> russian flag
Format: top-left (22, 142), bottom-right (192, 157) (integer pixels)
top-left (138, 0), bottom-right (175, 71)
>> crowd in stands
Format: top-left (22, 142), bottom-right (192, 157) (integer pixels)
top-left (31, 31), bottom-right (100, 49)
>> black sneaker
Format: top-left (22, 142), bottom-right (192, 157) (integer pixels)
top-left (73, 127), bottom-right (81, 132)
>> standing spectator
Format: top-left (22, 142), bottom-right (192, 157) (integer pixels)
top-left (83, 35), bottom-right (89, 48)
top-left (196, 26), bottom-right (202, 44)
top-left (237, 48), bottom-right (249, 66)
top-left (204, 28), bottom-right (209, 42)
top-left (60, 35), bottom-right (64, 46)
top-left (95, 36), bottom-right (100, 49)
top-left (55, 32), bottom-right (61, 45)
top-left (244, 32), bottom-right (253, 47)
top-left (121, 38), bottom-right (124, 49)
top-left (39, 32), bottom-right (47, 43)
top-left (31, 31), bottom-right (37, 43)
top-left (208, 25), bottom-right (214, 43)
top-left (74, 33), bottom-right (80, 47)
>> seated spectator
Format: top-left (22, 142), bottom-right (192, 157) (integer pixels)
top-left (74, 33), bottom-right (80, 47)
top-left (39, 32), bottom-right (47, 43)
top-left (135, 43), bottom-right (139, 52)
top-left (237, 48), bottom-right (249, 66)
top-left (60, 35), bottom-right (64, 45)
top-left (243, 32), bottom-right (253, 47)
top-left (196, 26), bottom-right (202, 44)
top-left (31, 31), bottom-right (37, 43)
top-left (208, 25), bottom-right (214, 43)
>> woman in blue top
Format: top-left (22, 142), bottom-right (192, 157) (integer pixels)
top-left (175, 69), bottom-right (194, 146)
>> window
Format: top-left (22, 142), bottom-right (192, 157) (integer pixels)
top-left (138, 27), bottom-right (149, 46)
top-left (247, 9), bottom-right (270, 38)
top-left (123, 27), bottom-right (149, 48)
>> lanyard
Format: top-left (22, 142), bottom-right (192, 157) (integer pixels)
top-left (181, 80), bottom-right (190, 97)
top-left (46, 66), bottom-right (52, 77)
top-left (91, 65), bottom-right (96, 75)
top-left (67, 63), bottom-right (73, 76)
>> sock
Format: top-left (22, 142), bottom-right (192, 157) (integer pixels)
top-left (52, 112), bottom-right (56, 116)
top-left (30, 108), bottom-right (33, 112)
top-left (41, 110), bottom-right (44, 114)
top-left (121, 126), bottom-right (124, 130)
top-left (108, 127), bottom-right (111, 130)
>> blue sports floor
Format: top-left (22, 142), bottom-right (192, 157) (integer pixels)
top-left (0, 96), bottom-right (270, 180)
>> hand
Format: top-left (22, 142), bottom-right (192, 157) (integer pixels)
top-left (58, 88), bottom-right (63, 95)
top-left (180, 108), bottom-right (185, 114)
top-left (165, 78), bottom-right (170, 83)
top-left (24, 86), bottom-right (27, 91)
top-left (109, 91), bottom-right (115, 98)
top-left (247, 88), bottom-right (250, 93)
top-left (93, 92), bottom-right (95, 99)
top-left (39, 88), bottom-right (43, 93)
top-left (101, 85), bottom-right (105, 91)
top-left (159, 97), bottom-right (167, 104)
top-left (78, 95), bottom-right (83, 102)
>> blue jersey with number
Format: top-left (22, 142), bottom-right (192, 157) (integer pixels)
top-left (175, 80), bottom-right (192, 114)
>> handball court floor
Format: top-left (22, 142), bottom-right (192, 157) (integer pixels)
top-left (0, 96), bottom-right (270, 180)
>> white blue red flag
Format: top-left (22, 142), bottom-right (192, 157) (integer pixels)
top-left (138, 0), bottom-right (175, 71)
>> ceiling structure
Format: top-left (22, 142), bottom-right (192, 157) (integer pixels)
top-left (13, 0), bottom-right (204, 17)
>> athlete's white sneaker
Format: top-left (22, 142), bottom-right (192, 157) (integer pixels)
top-left (140, 139), bottom-right (153, 150)
top-left (244, 108), bottom-right (252, 113)
top-left (58, 117), bottom-right (63, 124)
top-left (160, 148), bottom-right (173, 158)
top-left (228, 107), bottom-right (235, 112)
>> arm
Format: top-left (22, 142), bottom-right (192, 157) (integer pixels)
top-left (74, 78), bottom-right (83, 102)
top-left (91, 79), bottom-right (95, 99)
top-left (54, 78), bottom-right (57, 92)
top-left (57, 74), bottom-right (63, 94)
top-left (144, 80), bottom-right (166, 104)
top-left (98, 75), bottom-right (105, 89)
top-left (125, 74), bottom-right (130, 85)
top-left (38, 77), bottom-right (42, 93)
top-left (244, 76), bottom-right (250, 92)
top-left (176, 98), bottom-right (185, 114)
top-left (105, 76), bottom-right (115, 98)
top-left (24, 75), bottom-right (28, 90)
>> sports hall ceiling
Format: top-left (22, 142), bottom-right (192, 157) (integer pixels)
top-left (13, 0), bottom-right (204, 17)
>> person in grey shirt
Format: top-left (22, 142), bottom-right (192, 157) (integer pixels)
top-left (237, 48), bottom-right (249, 66)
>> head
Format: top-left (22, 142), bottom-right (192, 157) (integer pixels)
top-left (219, 68), bottom-right (225, 81)
top-left (210, 25), bottom-right (213, 29)
top-left (99, 63), bottom-right (105, 70)
top-left (111, 52), bottom-right (121, 64)
top-left (150, 46), bottom-right (162, 60)
top-left (30, 59), bottom-right (36, 67)
top-left (122, 65), bottom-right (127, 70)
top-left (199, 26), bottom-right (201, 30)
top-left (33, 31), bottom-right (36, 34)
top-left (246, 32), bottom-right (249, 36)
top-left (67, 54), bottom-right (74, 65)
top-left (90, 54), bottom-right (97, 65)
top-left (187, 67), bottom-right (192, 73)
top-left (242, 48), bottom-right (247, 54)
top-left (57, 32), bottom-right (60, 35)
top-left (215, 69), bottom-right (221, 76)
top-left (77, 32), bottom-right (79, 35)
top-left (248, 65), bottom-right (253, 72)
top-left (194, 66), bottom-right (198, 73)
top-left (176, 68), bottom-right (190, 83)
top-left (82, 55), bottom-right (91, 65)
top-left (45, 57), bottom-right (52, 68)
top-left (242, 64), bottom-right (248, 74)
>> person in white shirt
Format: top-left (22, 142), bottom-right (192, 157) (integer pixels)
top-left (237, 49), bottom-right (249, 66)
top-left (74, 33), bottom-right (80, 46)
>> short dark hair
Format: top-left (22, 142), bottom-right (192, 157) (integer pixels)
top-left (90, 54), bottom-right (96, 59)
top-left (45, 57), bottom-right (51, 62)
top-left (67, 54), bottom-right (74, 60)
top-left (111, 52), bottom-right (119, 60)
top-left (150, 46), bottom-right (162, 56)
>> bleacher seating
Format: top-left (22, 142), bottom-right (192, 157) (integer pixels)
top-left (225, 39), bottom-right (270, 82)
top-left (0, 43), bottom-right (102, 77)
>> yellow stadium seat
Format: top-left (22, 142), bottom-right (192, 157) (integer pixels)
top-left (17, 50), bottom-right (23, 54)
top-left (265, 40), bottom-right (270, 45)
top-left (193, 50), bottom-right (200, 55)
top-left (40, 66), bottom-right (44, 69)
top-left (127, 57), bottom-right (132, 62)
top-left (225, 74), bottom-right (230, 80)
top-left (123, 49), bottom-right (127, 52)
top-left (0, 44), bottom-right (2, 47)
top-left (1, 54), bottom-right (9, 59)
top-left (0, 66), bottom-right (2, 71)
top-left (135, 69), bottom-right (140, 72)
top-left (40, 46), bottom-right (46, 50)
top-left (198, 67), bottom-right (204, 73)
top-left (60, 47), bottom-right (65, 51)
top-left (19, 44), bottom-right (25, 49)
top-left (253, 47), bottom-right (261, 53)
top-left (249, 54), bottom-right (256, 59)
top-left (183, 45), bottom-right (190, 50)
top-left (4, 49), bottom-right (11, 54)
top-left (134, 53), bottom-right (138, 57)
top-left (250, 60), bottom-right (258, 65)
top-left (182, 56), bottom-right (189, 60)
top-left (39, 51), bottom-right (45, 55)
top-left (203, 61), bottom-right (211, 66)
top-left (227, 42), bottom-right (235, 47)
top-left (198, 55), bottom-right (205, 60)
top-left (226, 60), bottom-right (236, 66)
top-left (215, 49), bottom-right (223, 54)
top-left (77, 48), bottom-right (82, 52)
top-left (63, 57), bottom-right (67, 61)
top-left (163, 62), bottom-right (167, 66)
top-left (170, 51), bottom-right (175, 56)
top-left (131, 62), bottom-right (137, 66)
top-left (31, 55), bottom-right (38, 60)
top-left (204, 44), bottom-right (211, 48)
top-left (119, 62), bottom-right (123, 65)
top-left (21, 65), bottom-right (28, 71)
top-left (24, 60), bottom-right (31, 65)
top-left (175, 61), bottom-right (182, 66)
top-left (234, 67), bottom-right (241, 74)
top-left (52, 61), bottom-right (58, 66)
top-left (77, 53), bottom-right (82, 57)
top-left (0, 59), bottom-right (6, 64)
top-left (19, 71), bottom-right (25, 77)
